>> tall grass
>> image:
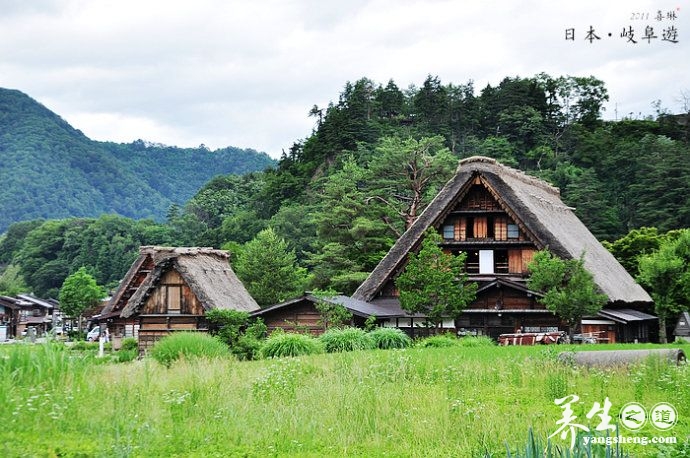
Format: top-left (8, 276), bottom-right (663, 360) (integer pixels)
top-left (260, 331), bottom-right (323, 358)
top-left (149, 331), bottom-right (230, 368)
top-left (416, 333), bottom-right (462, 348)
top-left (0, 343), bottom-right (687, 457)
top-left (368, 327), bottom-right (412, 349)
top-left (320, 327), bottom-right (376, 352)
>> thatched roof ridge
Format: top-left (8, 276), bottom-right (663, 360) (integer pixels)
top-left (353, 156), bottom-right (652, 305)
top-left (119, 247), bottom-right (258, 318)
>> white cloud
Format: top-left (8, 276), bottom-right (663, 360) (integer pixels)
top-left (0, 0), bottom-right (687, 157)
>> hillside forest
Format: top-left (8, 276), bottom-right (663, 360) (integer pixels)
top-left (0, 88), bottom-right (275, 234)
top-left (1, 73), bottom-right (689, 306)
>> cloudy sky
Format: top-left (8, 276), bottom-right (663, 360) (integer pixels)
top-left (0, 0), bottom-right (687, 158)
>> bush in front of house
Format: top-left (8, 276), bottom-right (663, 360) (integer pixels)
top-left (232, 319), bottom-right (268, 361)
top-left (149, 332), bottom-right (230, 368)
top-left (320, 327), bottom-right (376, 353)
top-left (415, 334), bottom-right (461, 348)
top-left (368, 327), bottom-right (412, 349)
top-left (259, 331), bottom-right (323, 358)
top-left (121, 337), bottom-right (138, 352)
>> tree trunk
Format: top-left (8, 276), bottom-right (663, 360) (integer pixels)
top-left (659, 316), bottom-right (667, 344)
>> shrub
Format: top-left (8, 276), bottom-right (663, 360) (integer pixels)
top-left (458, 335), bottom-right (495, 347)
top-left (116, 349), bottom-right (138, 363)
top-left (233, 335), bottom-right (264, 361)
top-left (120, 337), bottom-right (139, 352)
top-left (320, 327), bottom-right (375, 353)
top-left (368, 327), bottom-right (412, 349)
top-left (69, 341), bottom-right (99, 351)
top-left (68, 330), bottom-right (86, 341)
top-left (260, 331), bottom-right (323, 359)
top-left (206, 309), bottom-right (251, 347)
top-left (149, 332), bottom-right (229, 368)
top-left (416, 334), bottom-right (461, 348)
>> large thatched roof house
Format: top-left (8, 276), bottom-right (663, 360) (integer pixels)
top-left (99, 246), bottom-right (259, 351)
top-left (352, 156), bottom-right (655, 342)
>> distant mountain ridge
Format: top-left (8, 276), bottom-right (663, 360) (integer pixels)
top-left (0, 88), bottom-right (275, 233)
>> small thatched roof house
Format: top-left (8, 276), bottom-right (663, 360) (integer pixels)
top-left (674, 311), bottom-right (690, 342)
top-left (353, 156), bottom-right (655, 341)
top-left (100, 246), bottom-right (259, 351)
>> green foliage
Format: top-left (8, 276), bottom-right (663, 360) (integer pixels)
top-left (637, 229), bottom-right (690, 343)
top-left (312, 290), bottom-right (353, 330)
top-left (205, 309), bottom-right (250, 347)
top-left (415, 334), bottom-right (461, 348)
top-left (233, 228), bottom-right (309, 306)
top-left (527, 250), bottom-right (607, 337)
top-left (259, 331), bottom-right (323, 358)
top-left (121, 337), bottom-right (139, 352)
top-left (396, 230), bottom-right (477, 328)
top-left (116, 349), bottom-right (139, 363)
top-left (458, 336), bottom-right (496, 347)
top-left (149, 332), bottom-right (230, 368)
top-left (505, 427), bottom-right (629, 458)
top-left (0, 87), bottom-right (275, 233)
top-left (364, 135), bottom-right (457, 229)
top-left (58, 267), bottom-right (105, 321)
top-left (232, 319), bottom-right (268, 361)
top-left (363, 314), bottom-right (377, 332)
top-left (0, 264), bottom-right (28, 295)
top-left (0, 342), bottom-right (92, 388)
top-left (7, 215), bottom-right (176, 297)
top-left (0, 342), bottom-right (686, 456)
top-left (319, 327), bottom-right (375, 353)
top-left (603, 227), bottom-right (664, 276)
top-left (368, 327), bottom-right (412, 349)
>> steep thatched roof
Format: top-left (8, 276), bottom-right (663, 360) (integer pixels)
top-left (353, 156), bottom-right (652, 305)
top-left (112, 246), bottom-right (258, 318)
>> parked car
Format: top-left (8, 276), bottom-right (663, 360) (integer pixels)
top-left (572, 334), bottom-right (597, 344)
top-left (86, 326), bottom-right (101, 342)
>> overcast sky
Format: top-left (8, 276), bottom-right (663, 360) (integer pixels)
top-left (1, 0), bottom-right (687, 158)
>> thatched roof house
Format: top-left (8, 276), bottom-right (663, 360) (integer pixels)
top-left (352, 156), bottom-right (654, 341)
top-left (100, 246), bottom-right (258, 351)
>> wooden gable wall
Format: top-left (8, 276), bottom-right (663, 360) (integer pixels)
top-left (142, 269), bottom-right (205, 315)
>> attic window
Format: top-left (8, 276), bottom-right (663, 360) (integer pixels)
top-left (507, 224), bottom-right (519, 239)
top-left (442, 224), bottom-right (455, 240)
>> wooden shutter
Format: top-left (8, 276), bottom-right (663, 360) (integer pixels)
top-left (474, 217), bottom-right (488, 238)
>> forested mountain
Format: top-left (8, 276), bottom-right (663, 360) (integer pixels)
top-left (2, 74), bottom-right (689, 300)
top-left (0, 88), bottom-right (275, 233)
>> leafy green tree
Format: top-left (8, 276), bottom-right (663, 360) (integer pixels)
top-left (58, 267), bottom-right (105, 330)
top-left (637, 229), bottom-right (690, 343)
top-left (233, 228), bottom-right (309, 306)
top-left (395, 230), bottom-right (477, 330)
top-left (527, 250), bottom-right (607, 340)
top-left (602, 227), bottom-right (664, 276)
top-left (0, 264), bottom-right (28, 296)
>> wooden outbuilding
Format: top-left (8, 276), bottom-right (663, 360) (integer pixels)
top-left (252, 294), bottom-right (446, 337)
top-left (99, 246), bottom-right (259, 352)
top-left (353, 156), bottom-right (656, 342)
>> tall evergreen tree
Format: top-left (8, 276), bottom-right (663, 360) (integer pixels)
top-left (233, 228), bottom-right (309, 307)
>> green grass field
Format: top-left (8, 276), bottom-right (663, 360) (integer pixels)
top-left (0, 341), bottom-right (688, 457)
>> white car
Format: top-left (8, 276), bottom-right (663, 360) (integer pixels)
top-left (86, 326), bottom-right (101, 342)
